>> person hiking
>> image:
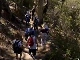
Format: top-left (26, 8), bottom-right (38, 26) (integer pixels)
top-left (40, 28), bottom-right (46, 46)
top-left (33, 16), bottom-right (39, 30)
top-left (27, 33), bottom-right (38, 59)
top-left (31, 5), bottom-right (36, 21)
top-left (24, 27), bottom-right (31, 40)
top-left (25, 11), bottom-right (31, 26)
top-left (12, 33), bottom-right (23, 60)
top-left (40, 23), bottom-right (49, 46)
top-left (43, 22), bottom-right (49, 34)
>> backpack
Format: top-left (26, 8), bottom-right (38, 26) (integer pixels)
top-left (13, 40), bottom-right (20, 50)
top-left (27, 36), bottom-right (34, 46)
top-left (25, 28), bottom-right (31, 38)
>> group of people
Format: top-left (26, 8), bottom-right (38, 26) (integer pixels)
top-left (24, 26), bottom-right (38, 59)
top-left (25, 5), bottom-right (39, 30)
top-left (12, 5), bottom-right (49, 60)
top-left (23, 22), bottom-right (49, 59)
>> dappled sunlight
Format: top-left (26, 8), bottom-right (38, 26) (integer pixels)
top-left (0, 0), bottom-right (80, 60)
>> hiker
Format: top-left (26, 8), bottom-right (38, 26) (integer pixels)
top-left (24, 27), bottom-right (31, 40)
top-left (33, 16), bottom-right (39, 30)
top-left (25, 11), bottom-right (31, 26)
top-left (27, 33), bottom-right (38, 59)
top-left (40, 28), bottom-right (46, 46)
top-left (12, 33), bottom-right (23, 60)
top-left (43, 22), bottom-right (49, 34)
top-left (40, 23), bottom-right (49, 46)
top-left (31, 5), bottom-right (36, 20)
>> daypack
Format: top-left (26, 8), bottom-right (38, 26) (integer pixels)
top-left (13, 40), bottom-right (21, 50)
top-left (27, 36), bottom-right (34, 46)
top-left (25, 28), bottom-right (31, 34)
top-left (25, 28), bottom-right (31, 38)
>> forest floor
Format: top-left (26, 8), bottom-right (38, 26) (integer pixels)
top-left (0, 17), bottom-right (51, 60)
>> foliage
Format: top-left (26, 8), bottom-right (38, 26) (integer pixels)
top-left (0, 0), bottom-right (80, 59)
top-left (44, 32), bottom-right (80, 60)
top-left (6, 0), bottom-right (34, 19)
top-left (43, 0), bottom-right (80, 60)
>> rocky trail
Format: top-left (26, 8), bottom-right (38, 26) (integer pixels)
top-left (0, 18), bottom-right (51, 60)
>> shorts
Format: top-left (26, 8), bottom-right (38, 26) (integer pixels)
top-left (29, 49), bottom-right (37, 56)
top-left (13, 48), bottom-right (23, 54)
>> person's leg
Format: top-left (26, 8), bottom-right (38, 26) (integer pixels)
top-left (42, 33), bottom-right (45, 44)
top-left (32, 49), bottom-right (36, 56)
top-left (34, 25), bottom-right (36, 30)
top-left (35, 25), bottom-right (38, 30)
top-left (20, 52), bottom-right (22, 60)
top-left (29, 49), bottom-right (32, 55)
top-left (16, 53), bottom-right (18, 59)
top-left (26, 21), bottom-right (28, 26)
top-left (44, 33), bottom-right (47, 44)
top-left (32, 49), bottom-right (36, 59)
top-left (41, 38), bottom-right (43, 46)
top-left (41, 33), bottom-right (44, 46)
top-left (32, 15), bottom-right (34, 21)
top-left (28, 19), bottom-right (30, 24)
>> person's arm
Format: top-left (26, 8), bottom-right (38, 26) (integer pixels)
top-left (26, 36), bottom-right (29, 46)
top-left (12, 39), bottom-right (16, 44)
top-left (35, 37), bottom-right (38, 50)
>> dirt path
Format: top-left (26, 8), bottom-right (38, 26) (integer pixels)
top-left (18, 19), bottom-right (51, 60)
top-left (20, 42), bottom-right (50, 60)
top-left (0, 18), bottom-right (51, 60)
top-left (10, 31), bottom-right (50, 60)
top-left (15, 19), bottom-right (50, 60)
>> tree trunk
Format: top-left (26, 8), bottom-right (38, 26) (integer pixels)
top-left (0, 0), bottom-right (2, 17)
top-left (37, 0), bottom-right (44, 25)
top-left (2, 0), bottom-right (12, 20)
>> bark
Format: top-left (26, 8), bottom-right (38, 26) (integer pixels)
top-left (0, 0), bottom-right (2, 17)
top-left (2, 0), bottom-right (12, 20)
top-left (37, 0), bottom-right (44, 25)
